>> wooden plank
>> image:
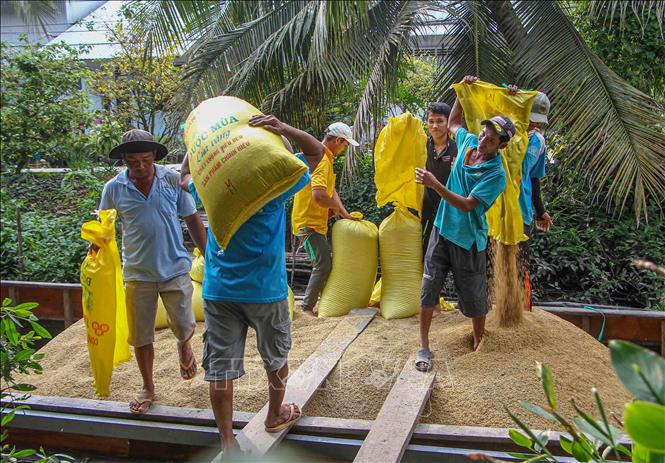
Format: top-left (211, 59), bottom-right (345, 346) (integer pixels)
top-left (4, 394), bottom-right (631, 449)
top-left (235, 307), bottom-right (378, 457)
top-left (1, 280), bottom-right (82, 289)
top-left (538, 306), bottom-right (665, 320)
top-left (354, 359), bottom-right (436, 463)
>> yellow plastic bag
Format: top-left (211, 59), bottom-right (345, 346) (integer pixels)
top-left (318, 212), bottom-right (379, 317)
top-left (374, 112), bottom-right (427, 213)
top-left (80, 209), bottom-right (131, 396)
top-left (378, 206), bottom-right (423, 319)
top-left (184, 96), bottom-right (308, 250)
top-left (189, 248), bottom-right (205, 283)
top-left (368, 279), bottom-right (381, 307)
top-left (452, 81), bottom-right (537, 245)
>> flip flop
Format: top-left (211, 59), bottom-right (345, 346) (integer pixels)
top-left (178, 338), bottom-right (197, 380)
top-left (415, 348), bottom-right (433, 372)
top-left (129, 396), bottom-right (153, 414)
top-left (265, 403), bottom-right (301, 433)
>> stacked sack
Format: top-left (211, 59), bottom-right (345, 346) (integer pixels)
top-left (374, 113), bottom-right (427, 319)
top-left (318, 212), bottom-right (379, 318)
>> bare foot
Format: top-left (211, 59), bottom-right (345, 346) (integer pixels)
top-left (178, 339), bottom-right (197, 380)
top-left (264, 403), bottom-right (302, 431)
top-left (472, 331), bottom-right (485, 351)
top-left (220, 436), bottom-right (242, 461)
top-left (432, 304), bottom-right (442, 318)
top-left (129, 388), bottom-right (155, 414)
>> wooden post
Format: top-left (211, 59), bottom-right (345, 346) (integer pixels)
top-left (63, 289), bottom-right (73, 328)
top-left (8, 286), bottom-right (18, 305)
top-left (16, 205), bottom-right (25, 279)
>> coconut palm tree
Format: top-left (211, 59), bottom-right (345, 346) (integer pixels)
top-left (128, 0), bottom-right (664, 219)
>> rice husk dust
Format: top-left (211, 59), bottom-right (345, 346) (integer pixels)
top-left (28, 308), bottom-right (631, 430)
top-left (492, 241), bottom-right (524, 327)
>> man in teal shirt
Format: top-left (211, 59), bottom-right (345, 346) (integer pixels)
top-left (415, 76), bottom-right (512, 369)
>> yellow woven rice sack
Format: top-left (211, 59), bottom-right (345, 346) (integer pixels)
top-left (184, 96), bottom-right (308, 250)
top-left (318, 212), bottom-right (379, 318)
top-left (369, 278), bottom-right (381, 307)
top-left (155, 281), bottom-right (203, 329)
top-left (288, 286), bottom-right (295, 320)
top-left (374, 112), bottom-right (427, 213)
top-left (379, 206), bottom-right (423, 319)
top-left (452, 81), bottom-right (536, 245)
top-left (189, 248), bottom-right (205, 283)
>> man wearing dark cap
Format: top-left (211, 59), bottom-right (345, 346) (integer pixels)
top-left (415, 75), bottom-right (510, 367)
top-left (99, 129), bottom-right (207, 413)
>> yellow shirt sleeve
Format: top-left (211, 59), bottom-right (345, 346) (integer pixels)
top-left (311, 158), bottom-right (331, 190)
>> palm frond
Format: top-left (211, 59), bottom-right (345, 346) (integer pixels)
top-left (584, 0), bottom-right (665, 37)
top-left (432, 0), bottom-right (513, 102)
top-left (513, 0), bottom-right (665, 220)
top-left (7, 0), bottom-right (57, 36)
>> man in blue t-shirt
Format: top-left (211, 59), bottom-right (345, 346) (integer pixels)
top-left (180, 115), bottom-right (324, 456)
top-left (414, 75), bottom-right (512, 369)
top-left (518, 92), bottom-right (553, 310)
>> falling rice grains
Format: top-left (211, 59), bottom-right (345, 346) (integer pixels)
top-left (492, 241), bottom-right (523, 327)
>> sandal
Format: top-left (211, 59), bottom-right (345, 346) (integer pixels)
top-left (415, 348), bottom-right (433, 372)
top-left (265, 403), bottom-right (302, 433)
top-left (129, 395), bottom-right (154, 414)
top-left (178, 339), bottom-right (197, 380)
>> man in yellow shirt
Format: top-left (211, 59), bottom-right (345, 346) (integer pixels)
top-left (292, 122), bottom-right (358, 313)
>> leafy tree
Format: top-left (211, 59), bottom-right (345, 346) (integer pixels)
top-left (128, 0), bottom-right (664, 220)
top-left (0, 39), bottom-right (93, 173)
top-left (89, 22), bottom-right (185, 158)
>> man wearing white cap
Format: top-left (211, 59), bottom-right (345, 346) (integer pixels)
top-left (519, 91), bottom-right (553, 310)
top-left (291, 122), bottom-right (359, 314)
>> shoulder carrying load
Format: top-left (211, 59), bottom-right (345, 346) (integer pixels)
top-left (80, 209), bottom-right (131, 396)
top-left (378, 206), bottom-right (423, 319)
top-left (318, 212), bottom-right (379, 318)
top-left (184, 96), bottom-right (308, 250)
top-left (374, 112), bottom-right (427, 213)
top-left (453, 81), bottom-right (537, 245)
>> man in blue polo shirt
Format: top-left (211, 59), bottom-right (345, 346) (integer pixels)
top-left (99, 129), bottom-right (207, 414)
top-left (415, 75), bottom-right (512, 368)
top-left (180, 115), bottom-right (324, 457)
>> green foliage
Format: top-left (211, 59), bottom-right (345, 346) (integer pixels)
top-left (0, 170), bottom-right (108, 282)
top-left (334, 153), bottom-right (392, 225)
top-left (1, 298), bottom-right (72, 462)
top-left (574, 1), bottom-right (665, 103)
top-left (500, 341), bottom-right (665, 463)
top-left (530, 158), bottom-right (665, 309)
top-left (88, 22), bottom-right (185, 160)
top-left (0, 39), bottom-right (94, 173)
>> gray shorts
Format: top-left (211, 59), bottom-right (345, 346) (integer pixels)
top-left (420, 227), bottom-right (488, 318)
top-left (125, 273), bottom-right (196, 347)
top-left (202, 299), bottom-right (292, 381)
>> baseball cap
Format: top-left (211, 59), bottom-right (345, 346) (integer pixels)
top-left (530, 92), bottom-right (550, 124)
top-left (325, 122), bottom-right (359, 146)
top-left (481, 115), bottom-right (516, 142)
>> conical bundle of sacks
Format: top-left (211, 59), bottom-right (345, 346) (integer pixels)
top-left (318, 212), bottom-right (379, 318)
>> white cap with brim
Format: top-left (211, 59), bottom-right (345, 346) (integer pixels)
top-left (326, 122), bottom-right (360, 146)
top-left (530, 92), bottom-right (550, 124)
